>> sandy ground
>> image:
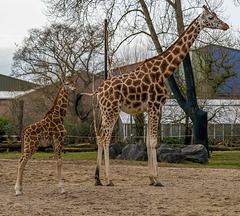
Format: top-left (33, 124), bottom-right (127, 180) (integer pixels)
top-left (0, 157), bottom-right (240, 216)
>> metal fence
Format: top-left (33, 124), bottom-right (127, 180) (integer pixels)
top-left (122, 123), bottom-right (240, 145)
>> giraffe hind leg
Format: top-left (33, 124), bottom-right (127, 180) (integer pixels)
top-left (54, 142), bottom-right (66, 194)
top-left (96, 113), bottom-right (118, 186)
top-left (147, 117), bottom-right (154, 185)
top-left (95, 136), bottom-right (103, 186)
top-left (15, 146), bottom-right (38, 196)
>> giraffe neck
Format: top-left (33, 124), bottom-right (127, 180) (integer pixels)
top-left (45, 85), bottom-right (69, 120)
top-left (141, 15), bottom-right (202, 82)
top-left (161, 15), bottom-right (202, 80)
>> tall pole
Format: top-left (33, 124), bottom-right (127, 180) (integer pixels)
top-left (104, 19), bottom-right (108, 80)
top-left (18, 100), bottom-right (24, 136)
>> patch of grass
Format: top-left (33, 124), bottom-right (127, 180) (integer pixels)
top-left (179, 151), bottom-right (240, 168)
top-left (0, 151), bottom-right (97, 160)
top-left (0, 151), bottom-right (240, 168)
top-left (62, 151), bottom-right (97, 160)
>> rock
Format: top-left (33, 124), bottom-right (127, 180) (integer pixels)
top-left (181, 144), bottom-right (208, 164)
top-left (135, 139), bottom-right (147, 152)
top-left (109, 147), bottom-right (117, 159)
top-left (158, 152), bottom-right (185, 163)
top-left (157, 144), bottom-right (208, 164)
top-left (121, 144), bottom-right (148, 161)
top-left (157, 145), bottom-right (185, 163)
top-left (110, 141), bottom-right (128, 155)
top-left (157, 144), bottom-right (176, 155)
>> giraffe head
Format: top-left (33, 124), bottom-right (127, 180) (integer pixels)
top-left (63, 77), bottom-right (77, 91)
top-left (199, 5), bottom-right (229, 31)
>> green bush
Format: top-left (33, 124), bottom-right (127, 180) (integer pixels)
top-left (64, 121), bottom-right (93, 136)
top-left (64, 121), bottom-right (95, 144)
top-left (162, 137), bottom-right (183, 145)
top-left (0, 117), bottom-right (14, 142)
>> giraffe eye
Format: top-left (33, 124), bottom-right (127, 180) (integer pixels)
top-left (208, 16), bottom-right (214, 20)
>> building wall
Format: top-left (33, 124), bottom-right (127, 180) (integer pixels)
top-left (0, 99), bottom-right (13, 117)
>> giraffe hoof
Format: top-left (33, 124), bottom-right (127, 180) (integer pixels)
top-left (149, 182), bottom-right (155, 186)
top-left (15, 191), bottom-right (23, 196)
top-left (107, 182), bottom-right (114, 186)
top-left (95, 181), bottom-right (103, 186)
top-left (154, 182), bottom-right (164, 187)
top-left (61, 189), bottom-right (66, 194)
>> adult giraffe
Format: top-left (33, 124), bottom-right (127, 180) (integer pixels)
top-left (15, 78), bottom-right (76, 196)
top-left (75, 6), bottom-right (229, 186)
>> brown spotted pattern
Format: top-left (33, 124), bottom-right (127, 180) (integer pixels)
top-left (92, 6), bottom-right (229, 187)
top-left (15, 78), bottom-right (76, 196)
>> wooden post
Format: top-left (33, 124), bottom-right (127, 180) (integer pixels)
top-left (18, 100), bottom-right (24, 136)
top-left (104, 19), bottom-right (108, 80)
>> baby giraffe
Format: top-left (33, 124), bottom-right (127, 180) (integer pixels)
top-left (15, 77), bottom-right (76, 196)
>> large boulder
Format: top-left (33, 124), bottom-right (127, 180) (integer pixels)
top-left (109, 141), bottom-right (128, 159)
top-left (120, 143), bottom-right (148, 161)
top-left (156, 144), bottom-right (208, 164)
top-left (111, 141), bottom-right (128, 155)
top-left (181, 144), bottom-right (208, 164)
top-left (157, 145), bottom-right (185, 163)
top-left (109, 147), bottom-right (117, 159)
top-left (158, 153), bottom-right (186, 163)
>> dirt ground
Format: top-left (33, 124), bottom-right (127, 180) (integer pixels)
top-left (0, 158), bottom-right (240, 216)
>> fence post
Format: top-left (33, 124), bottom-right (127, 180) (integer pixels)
top-left (222, 124), bottom-right (225, 144)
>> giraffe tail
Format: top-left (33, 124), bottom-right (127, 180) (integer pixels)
top-left (74, 93), bottom-right (92, 120)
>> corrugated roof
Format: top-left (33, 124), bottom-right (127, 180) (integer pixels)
top-left (0, 74), bottom-right (38, 91)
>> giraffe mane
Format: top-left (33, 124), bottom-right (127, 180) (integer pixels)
top-left (139, 15), bottom-right (200, 67)
top-left (44, 84), bottom-right (64, 118)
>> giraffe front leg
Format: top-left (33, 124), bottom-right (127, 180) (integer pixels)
top-left (95, 136), bottom-right (103, 186)
top-left (15, 156), bottom-right (27, 196)
top-left (148, 109), bottom-right (163, 187)
top-left (56, 157), bottom-right (66, 194)
top-left (151, 138), bottom-right (164, 187)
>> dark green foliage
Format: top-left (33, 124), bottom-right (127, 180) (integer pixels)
top-left (162, 137), bottom-right (183, 145)
top-left (133, 113), bottom-right (145, 141)
top-left (64, 121), bottom-right (95, 144)
top-left (0, 117), bottom-right (14, 142)
top-left (64, 121), bottom-right (92, 136)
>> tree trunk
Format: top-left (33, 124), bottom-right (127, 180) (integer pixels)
top-left (169, 53), bottom-right (209, 154)
top-left (192, 109), bottom-right (209, 153)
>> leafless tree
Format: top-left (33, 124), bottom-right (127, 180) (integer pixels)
top-left (233, 0), bottom-right (240, 6)
top-left (12, 23), bottom-right (104, 86)
top-left (194, 45), bottom-right (240, 98)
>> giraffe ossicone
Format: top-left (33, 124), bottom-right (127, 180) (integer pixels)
top-left (75, 5), bottom-right (229, 186)
top-left (15, 77), bottom-right (76, 196)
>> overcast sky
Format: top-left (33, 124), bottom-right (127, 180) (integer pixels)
top-left (0, 0), bottom-right (239, 76)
